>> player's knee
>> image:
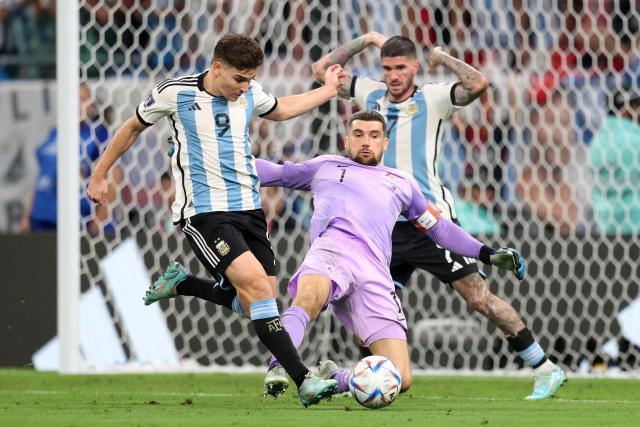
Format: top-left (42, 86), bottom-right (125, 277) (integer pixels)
top-left (399, 369), bottom-right (412, 393)
top-left (291, 292), bottom-right (323, 320)
top-left (245, 275), bottom-right (274, 302)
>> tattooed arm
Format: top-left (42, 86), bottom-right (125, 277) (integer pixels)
top-left (427, 46), bottom-right (489, 106)
top-left (311, 32), bottom-right (388, 99)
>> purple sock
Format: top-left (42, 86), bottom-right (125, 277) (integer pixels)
top-left (332, 368), bottom-right (351, 393)
top-left (268, 306), bottom-right (310, 370)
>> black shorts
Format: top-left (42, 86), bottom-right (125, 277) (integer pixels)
top-left (181, 209), bottom-right (276, 279)
top-left (390, 220), bottom-right (482, 287)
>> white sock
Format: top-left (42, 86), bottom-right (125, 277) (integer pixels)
top-left (534, 359), bottom-right (556, 373)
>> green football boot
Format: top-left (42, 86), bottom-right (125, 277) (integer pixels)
top-left (143, 261), bottom-right (187, 306)
top-left (264, 364), bottom-right (290, 398)
top-left (526, 365), bottom-right (567, 400)
top-left (297, 374), bottom-right (338, 408)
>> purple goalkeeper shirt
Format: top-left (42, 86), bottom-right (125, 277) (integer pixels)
top-left (256, 155), bottom-right (485, 266)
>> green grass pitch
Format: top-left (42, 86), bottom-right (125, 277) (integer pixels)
top-left (1, 369), bottom-right (639, 427)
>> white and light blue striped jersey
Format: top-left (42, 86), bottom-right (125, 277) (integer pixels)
top-left (350, 76), bottom-right (461, 220)
top-left (136, 72), bottom-right (278, 222)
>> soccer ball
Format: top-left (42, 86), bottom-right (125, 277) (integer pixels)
top-left (348, 355), bottom-right (402, 409)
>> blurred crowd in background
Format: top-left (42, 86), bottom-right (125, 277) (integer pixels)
top-left (1, 0), bottom-right (639, 239)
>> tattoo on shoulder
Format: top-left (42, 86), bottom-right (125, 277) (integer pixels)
top-left (453, 83), bottom-right (473, 106)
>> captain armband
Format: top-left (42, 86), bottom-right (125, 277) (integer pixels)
top-left (411, 205), bottom-right (440, 232)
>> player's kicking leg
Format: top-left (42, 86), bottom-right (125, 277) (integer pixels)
top-left (144, 261), bottom-right (187, 305)
top-left (451, 272), bottom-right (567, 400)
top-left (144, 261), bottom-right (242, 312)
top-left (264, 273), bottom-right (333, 399)
top-left (147, 214), bottom-right (336, 407)
top-left (227, 255), bottom-right (336, 407)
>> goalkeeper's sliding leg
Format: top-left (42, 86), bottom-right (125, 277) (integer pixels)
top-left (265, 272), bottom-right (414, 397)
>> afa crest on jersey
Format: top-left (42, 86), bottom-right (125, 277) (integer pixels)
top-left (216, 240), bottom-right (230, 256)
top-left (404, 101), bottom-right (418, 116)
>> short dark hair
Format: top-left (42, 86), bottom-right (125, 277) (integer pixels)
top-left (213, 34), bottom-right (264, 70)
top-left (380, 36), bottom-right (416, 58)
top-left (347, 110), bottom-right (387, 136)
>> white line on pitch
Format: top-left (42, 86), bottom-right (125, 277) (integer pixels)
top-left (2, 390), bottom-right (639, 404)
top-left (413, 395), bottom-right (640, 404)
top-left (0, 390), bottom-right (243, 397)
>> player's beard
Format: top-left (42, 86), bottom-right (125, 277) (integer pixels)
top-left (350, 150), bottom-right (381, 166)
top-left (388, 80), bottom-right (413, 99)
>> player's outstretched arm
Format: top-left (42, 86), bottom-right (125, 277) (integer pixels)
top-left (255, 158), bottom-right (324, 191)
top-left (410, 207), bottom-right (525, 280)
top-left (427, 46), bottom-right (489, 106)
top-left (311, 31), bottom-right (387, 99)
top-left (88, 115), bottom-right (148, 205)
top-left (262, 65), bottom-right (345, 121)
top-left (255, 159), bottom-right (286, 188)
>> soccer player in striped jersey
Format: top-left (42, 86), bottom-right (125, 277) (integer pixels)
top-left (311, 34), bottom-right (566, 400)
top-left (259, 110), bottom-right (525, 396)
top-left (87, 34), bottom-right (346, 407)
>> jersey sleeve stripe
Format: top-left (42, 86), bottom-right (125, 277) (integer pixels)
top-left (157, 76), bottom-right (198, 92)
top-left (350, 76), bottom-right (358, 98)
top-left (157, 81), bottom-right (198, 94)
top-left (258, 98), bottom-right (278, 117)
top-left (450, 82), bottom-right (462, 106)
top-left (135, 106), bottom-right (153, 126)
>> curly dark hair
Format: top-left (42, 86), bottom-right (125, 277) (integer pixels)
top-left (213, 34), bottom-right (264, 70)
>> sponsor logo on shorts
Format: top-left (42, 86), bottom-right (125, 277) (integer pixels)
top-left (266, 318), bottom-right (284, 332)
top-left (216, 240), bottom-right (230, 256)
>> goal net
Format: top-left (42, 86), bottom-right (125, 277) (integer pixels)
top-left (76, 0), bottom-right (640, 373)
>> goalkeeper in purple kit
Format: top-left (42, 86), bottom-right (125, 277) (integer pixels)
top-left (260, 110), bottom-right (525, 397)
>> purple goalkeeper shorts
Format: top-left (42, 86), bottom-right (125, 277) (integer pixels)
top-left (288, 229), bottom-right (407, 346)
